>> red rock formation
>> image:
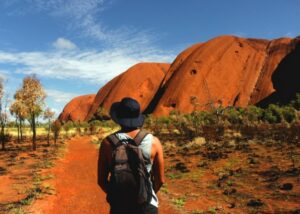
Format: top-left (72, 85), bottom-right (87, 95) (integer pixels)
top-left (59, 94), bottom-right (96, 122)
top-left (59, 35), bottom-right (300, 120)
top-left (162, 43), bottom-right (203, 85)
top-left (153, 35), bottom-right (300, 115)
top-left (85, 63), bottom-right (170, 120)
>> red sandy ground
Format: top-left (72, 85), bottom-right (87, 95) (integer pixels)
top-left (29, 136), bottom-right (181, 214)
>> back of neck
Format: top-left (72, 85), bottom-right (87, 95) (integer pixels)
top-left (120, 127), bottom-right (140, 138)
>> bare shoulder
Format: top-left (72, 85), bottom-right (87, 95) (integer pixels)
top-left (151, 135), bottom-right (163, 153)
top-left (152, 135), bottom-right (161, 144)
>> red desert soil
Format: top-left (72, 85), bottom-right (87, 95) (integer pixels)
top-left (29, 136), bottom-right (181, 214)
top-left (59, 94), bottom-right (96, 122)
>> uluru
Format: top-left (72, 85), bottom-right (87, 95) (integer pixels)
top-left (58, 94), bottom-right (96, 122)
top-left (153, 35), bottom-right (300, 115)
top-left (59, 35), bottom-right (300, 121)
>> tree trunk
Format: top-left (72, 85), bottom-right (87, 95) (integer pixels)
top-left (47, 119), bottom-right (50, 146)
top-left (17, 118), bottom-right (20, 143)
top-left (32, 114), bottom-right (36, 150)
top-left (20, 119), bottom-right (23, 142)
top-left (1, 124), bottom-right (5, 150)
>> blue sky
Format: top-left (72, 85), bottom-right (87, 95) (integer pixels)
top-left (0, 0), bottom-right (300, 118)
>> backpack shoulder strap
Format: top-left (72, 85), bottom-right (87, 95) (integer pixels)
top-left (133, 130), bottom-right (149, 146)
top-left (106, 133), bottom-right (121, 148)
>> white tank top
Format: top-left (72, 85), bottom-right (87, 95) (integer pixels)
top-left (115, 132), bottom-right (159, 208)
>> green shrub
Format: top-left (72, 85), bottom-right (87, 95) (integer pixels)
top-left (245, 105), bottom-right (263, 123)
top-left (144, 115), bottom-right (156, 132)
top-left (290, 93), bottom-right (300, 110)
top-left (169, 113), bottom-right (194, 137)
top-left (79, 122), bottom-right (89, 134)
top-left (223, 107), bottom-right (243, 125)
top-left (143, 98), bottom-right (299, 138)
top-left (89, 121), bottom-right (100, 135)
top-left (63, 121), bottom-right (74, 136)
top-left (281, 106), bottom-right (297, 123)
top-left (145, 116), bottom-right (172, 135)
top-left (90, 120), bottom-right (102, 126)
top-left (192, 111), bottom-right (218, 126)
top-left (263, 104), bottom-right (282, 124)
top-left (101, 120), bottom-right (118, 129)
top-left (76, 126), bottom-right (82, 135)
top-left (263, 110), bottom-right (278, 124)
top-left (95, 107), bottom-right (108, 119)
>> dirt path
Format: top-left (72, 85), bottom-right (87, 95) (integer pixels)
top-left (29, 136), bottom-right (181, 214)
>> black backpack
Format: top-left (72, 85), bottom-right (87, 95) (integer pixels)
top-left (106, 130), bottom-right (153, 206)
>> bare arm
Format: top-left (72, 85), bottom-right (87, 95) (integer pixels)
top-left (97, 139), bottom-right (110, 194)
top-left (152, 137), bottom-right (165, 193)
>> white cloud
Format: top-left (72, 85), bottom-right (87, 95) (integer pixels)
top-left (1, 0), bottom-right (157, 48)
top-left (0, 0), bottom-right (178, 116)
top-left (53, 38), bottom-right (77, 50)
top-left (0, 70), bottom-right (8, 80)
top-left (0, 45), bottom-right (174, 84)
top-left (2, 0), bottom-right (109, 42)
top-left (46, 89), bottom-right (78, 103)
top-left (42, 0), bottom-right (108, 42)
top-left (0, 0), bottom-right (176, 85)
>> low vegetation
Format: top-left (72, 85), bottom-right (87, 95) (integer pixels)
top-left (143, 93), bottom-right (300, 142)
top-left (140, 94), bottom-right (300, 213)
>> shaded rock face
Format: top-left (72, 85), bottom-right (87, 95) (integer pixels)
top-left (153, 35), bottom-right (300, 115)
top-left (257, 37), bottom-right (300, 106)
top-left (85, 63), bottom-right (170, 120)
top-left (58, 94), bottom-right (96, 122)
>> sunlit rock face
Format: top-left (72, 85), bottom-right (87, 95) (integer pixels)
top-left (58, 94), bottom-right (96, 122)
top-left (153, 35), bottom-right (300, 115)
top-left (85, 62), bottom-right (170, 120)
top-left (60, 35), bottom-right (300, 120)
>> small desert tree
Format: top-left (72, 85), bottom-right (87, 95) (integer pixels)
top-left (44, 108), bottom-right (55, 146)
top-left (0, 78), bottom-right (10, 150)
top-left (10, 100), bottom-right (27, 143)
top-left (63, 121), bottom-right (73, 137)
top-left (51, 120), bottom-right (62, 145)
top-left (0, 78), bottom-right (4, 150)
top-left (15, 75), bottom-right (46, 150)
